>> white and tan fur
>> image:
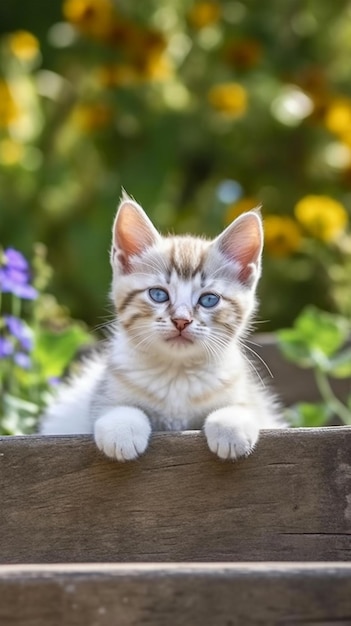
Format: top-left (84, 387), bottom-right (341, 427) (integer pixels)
top-left (40, 194), bottom-right (284, 461)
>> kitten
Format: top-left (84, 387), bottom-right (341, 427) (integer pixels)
top-left (40, 193), bottom-right (284, 461)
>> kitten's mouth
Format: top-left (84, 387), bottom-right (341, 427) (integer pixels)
top-left (166, 332), bottom-right (194, 346)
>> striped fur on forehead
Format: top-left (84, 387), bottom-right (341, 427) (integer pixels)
top-left (123, 234), bottom-right (211, 282)
top-left (165, 235), bottom-right (209, 280)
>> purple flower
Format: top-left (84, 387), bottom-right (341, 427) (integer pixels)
top-left (0, 337), bottom-right (13, 357)
top-left (10, 282), bottom-right (38, 299)
top-left (1, 267), bottom-right (28, 286)
top-left (16, 284), bottom-right (38, 299)
top-left (48, 376), bottom-right (61, 387)
top-left (0, 268), bottom-right (17, 292)
top-left (4, 248), bottom-right (29, 272)
top-left (14, 352), bottom-right (32, 369)
top-left (0, 248), bottom-right (37, 300)
top-left (4, 315), bottom-right (24, 336)
top-left (4, 315), bottom-right (33, 351)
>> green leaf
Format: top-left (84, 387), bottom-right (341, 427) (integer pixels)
top-left (289, 402), bottom-right (331, 427)
top-left (276, 333), bottom-right (314, 368)
top-left (33, 324), bottom-right (92, 379)
top-left (1, 393), bottom-right (39, 435)
top-left (4, 393), bottom-right (38, 414)
top-left (277, 306), bottom-right (350, 368)
top-left (294, 306), bottom-right (349, 357)
top-left (328, 348), bottom-right (351, 379)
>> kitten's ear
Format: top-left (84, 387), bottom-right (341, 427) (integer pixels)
top-left (214, 210), bottom-right (263, 286)
top-left (112, 193), bottom-right (160, 272)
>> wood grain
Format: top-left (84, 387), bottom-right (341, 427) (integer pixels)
top-left (1, 427), bottom-right (351, 563)
top-left (1, 563), bottom-right (351, 626)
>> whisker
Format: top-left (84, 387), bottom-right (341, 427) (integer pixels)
top-left (134, 256), bottom-right (170, 275)
top-left (242, 352), bottom-right (266, 388)
top-left (239, 341), bottom-right (274, 379)
top-left (244, 338), bottom-right (262, 348)
top-left (208, 260), bottom-right (237, 279)
top-left (198, 337), bottom-right (220, 365)
top-left (131, 332), bottom-right (155, 352)
top-left (93, 319), bottom-right (115, 333)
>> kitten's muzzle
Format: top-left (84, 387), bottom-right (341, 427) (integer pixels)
top-left (171, 318), bottom-right (193, 332)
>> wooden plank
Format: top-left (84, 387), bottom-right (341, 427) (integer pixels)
top-left (1, 428), bottom-right (351, 563)
top-left (1, 563), bottom-right (351, 626)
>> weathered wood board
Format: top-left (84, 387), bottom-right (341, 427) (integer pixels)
top-left (1, 427), bottom-right (351, 563)
top-left (1, 563), bottom-right (351, 626)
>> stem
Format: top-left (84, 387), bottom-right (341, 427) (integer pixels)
top-left (11, 294), bottom-right (21, 319)
top-left (30, 298), bottom-right (41, 408)
top-left (8, 294), bottom-right (22, 398)
top-left (314, 367), bottom-right (351, 425)
top-left (0, 290), bottom-right (3, 417)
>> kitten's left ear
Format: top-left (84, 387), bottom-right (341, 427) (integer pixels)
top-left (112, 193), bottom-right (160, 272)
top-left (214, 209), bottom-right (263, 287)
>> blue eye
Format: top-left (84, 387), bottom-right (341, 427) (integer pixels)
top-left (198, 293), bottom-right (220, 308)
top-left (149, 288), bottom-right (169, 303)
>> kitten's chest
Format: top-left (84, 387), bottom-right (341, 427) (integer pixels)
top-left (117, 365), bottom-right (234, 430)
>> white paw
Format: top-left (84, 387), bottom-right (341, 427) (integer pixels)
top-left (94, 407), bottom-right (151, 461)
top-left (204, 407), bottom-right (259, 460)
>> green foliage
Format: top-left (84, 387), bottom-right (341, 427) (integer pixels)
top-left (285, 402), bottom-right (332, 428)
top-left (278, 306), bottom-right (349, 365)
top-left (0, 246), bottom-right (91, 435)
top-left (34, 325), bottom-right (91, 379)
top-left (0, 1), bottom-right (350, 330)
top-left (277, 306), bottom-right (351, 427)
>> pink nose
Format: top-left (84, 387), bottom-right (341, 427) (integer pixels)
top-left (171, 318), bottom-right (192, 332)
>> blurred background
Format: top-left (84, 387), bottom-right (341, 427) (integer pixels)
top-left (1, 0), bottom-right (351, 333)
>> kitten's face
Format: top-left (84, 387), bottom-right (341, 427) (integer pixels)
top-left (113, 238), bottom-right (253, 360)
top-left (111, 195), bottom-right (263, 362)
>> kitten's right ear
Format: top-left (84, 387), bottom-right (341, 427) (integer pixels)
top-left (112, 194), bottom-right (160, 272)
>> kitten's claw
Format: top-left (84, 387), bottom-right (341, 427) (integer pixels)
top-left (94, 407), bottom-right (151, 461)
top-left (204, 408), bottom-right (259, 460)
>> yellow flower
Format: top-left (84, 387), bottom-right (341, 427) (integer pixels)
top-left (188, 2), bottom-right (221, 29)
top-left (0, 139), bottom-right (24, 166)
top-left (140, 52), bottom-right (172, 81)
top-left (129, 29), bottom-right (170, 80)
top-left (208, 83), bottom-right (247, 117)
top-left (264, 216), bottom-right (302, 257)
top-left (62, 0), bottom-right (114, 39)
top-left (8, 31), bottom-right (40, 61)
top-left (294, 195), bottom-right (348, 242)
top-left (105, 25), bottom-right (170, 82)
top-left (225, 198), bottom-right (258, 223)
top-left (71, 103), bottom-right (113, 132)
top-left (340, 130), bottom-right (351, 148)
top-left (0, 80), bottom-right (20, 127)
top-left (325, 99), bottom-right (351, 137)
